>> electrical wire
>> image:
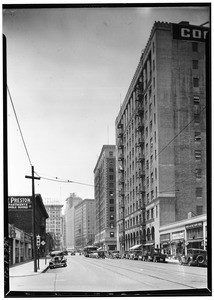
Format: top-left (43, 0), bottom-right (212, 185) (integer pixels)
top-left (154, 105), bottom-right (206, 160)
top-left (34, 171), bottom-right (94, 187)
top-left (7, 85), bottom-right (32, 167)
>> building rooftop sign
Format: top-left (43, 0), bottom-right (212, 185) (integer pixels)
top-left (8, 196), bottom-right (32, 210)
top-left (172, 23), bottom-right (209, 42)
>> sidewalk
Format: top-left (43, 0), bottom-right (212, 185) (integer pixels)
top-left (9, 258), bottom-right (50, 277)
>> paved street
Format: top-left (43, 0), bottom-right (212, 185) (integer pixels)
top-left (9, 254), bottom-right (208, 294)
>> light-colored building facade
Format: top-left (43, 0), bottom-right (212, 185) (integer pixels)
top-left (64, 193), bottom-right (82, 251)
top-left (44, 198), bottom-right (64, 251)
top-left (115, 21), bottom-right (208, 254)
top-left (74, 199), bottom-right (95, 250)
top-left (94, 145), bottom-right (117, 251)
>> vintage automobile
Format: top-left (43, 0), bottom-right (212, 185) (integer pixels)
top-left (146, 248), bottom-right (166, 262)
top-left (112, 250), bottom-right (121, 259)
top-left (49, 251), bottom-right (67, 269)
top-left (89, 252), bottom-right (99, 258)
top-left (178, 248), bottom-right (207, 267)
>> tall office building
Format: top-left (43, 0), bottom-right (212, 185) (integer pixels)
top-left (64, 193), bottom-right (82, 251)
top-left (115, 21), bottom-right (208, 252)
top-left (44, 198), bottom-right (63, 251)
top-left (94, 145), bottom-right (117, 251)
top-left (74, 199), bottom-right (95, 250)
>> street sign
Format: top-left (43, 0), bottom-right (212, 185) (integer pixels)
top-left (41, 240), bottom-right (46, 246)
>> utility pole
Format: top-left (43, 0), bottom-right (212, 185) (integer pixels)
top-left (25, 166), bottom-right (40, 272)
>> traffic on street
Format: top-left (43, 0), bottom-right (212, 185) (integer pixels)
top-left (9, 253), bottom-right (208, 295)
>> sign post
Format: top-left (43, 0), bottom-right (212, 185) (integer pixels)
top-left (37, 235), bottom-right (40, 269)
top-left (41, 240), bottom-right (46, 264)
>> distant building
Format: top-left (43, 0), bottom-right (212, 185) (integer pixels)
top-left (94, 145), bottom-right (117, 251)
top-left (61, 214), bottom-right (66, 251)
top-left (8, 194), bottom-right (49, 257)
top-left (64, 193), bottom-right (82, 251)
top-left (115, 21), bottom-right (208, 254)
top-left (74, 199), bottom-right (95, 250)
top-left (44, 198), bottom-right (63, 251)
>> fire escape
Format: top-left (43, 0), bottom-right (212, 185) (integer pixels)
top-left (117, 122), bottom-right (125, 252)
top-left (135, 85), bottom-right (146, 245)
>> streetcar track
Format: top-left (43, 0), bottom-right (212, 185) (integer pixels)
top-left (81, 257), bottom-right (201, 290)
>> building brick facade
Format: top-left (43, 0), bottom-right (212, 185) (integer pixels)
top-left (115, 21), bottom-right (208, 253)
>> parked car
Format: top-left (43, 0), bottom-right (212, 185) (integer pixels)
top-left (129, 250), bottom-right (141, 260)
top-left (147, 248), bottom-right (166, 262)
top-left (178, 248), bottom-right (207, 267)
top-left (89, 252), bottom-right (99, 258)
top-left (121, 251), bottom-right (129, 259)
top-left (49, 251), bottom-right (67, 269)
top-left (112, 250), bottom-right (121, 259)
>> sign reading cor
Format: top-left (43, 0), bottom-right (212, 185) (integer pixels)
top-left (173, 24), bottom-right (209, 41)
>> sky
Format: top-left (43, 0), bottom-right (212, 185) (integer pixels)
top-left (3, 3), bottom-right (210, 208)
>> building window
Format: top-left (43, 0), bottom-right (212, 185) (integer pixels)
top-left (147, 210), bottom-right (150, 220)
top-left (192, 60), bottom-right (199, 69)
top-left (146, 176), bottom-right (149, 187)
top-left (196, 205), bottom-right (203, 215)
top-left (150, 120), bottom-right (153, 131)
top-left (192, 42), bottom-right (198, 52)
top-left (150, 137), bottom-right (153, 149)
top-left (109, 151), bottom-right (113, 156)
top-left (187, 227), bottom-right (203, 239)
top-left (196, 187), bottom-right (202, 197)
top-left (156, 205), bottom-right (158, 217)
top-left (110, 207), bottom-right (114, 212)
top-left (149, 103), bottom-right (152, 116)
top-left (110, 214), bottom-right (114, 220)
top-left (110, 198), bottom-right (114, 204)
top-left (194, 95), bottom-right (200, 104)
top-left (147, 193), bottom-right (149, 203)
top-left (151, 172), bottom-right (154, 183)
top-left (195, 150), bottom-right (202, 160)
top-left (109, 168), bottom-right (114, 172)
top-left (194, 113), bottom-right (200, 123)
top-left (109, 175), bottom-right (114, 180)
top-left (151, 190), bottom-right (154, 200)
top-left (110, 232), bottom-right (114, 237)
top-left (195, 169), bottom-right (202, 179)
top-left (195, 132), bottom-right (201, 142)
top-left (146, 160), bottom-right (149, 169)
top-left (151, 208), bottom-right (154, 219)
top-left (193, 77), bottom-right (199, 87)
top-left (146, 127), bottom-right (148, 138)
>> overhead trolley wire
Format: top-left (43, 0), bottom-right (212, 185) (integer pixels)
top-left (7, 85), bottom-right (33, 167)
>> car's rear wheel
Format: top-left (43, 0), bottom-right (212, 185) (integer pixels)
top-left (196, 255), bottom-right (204, 266)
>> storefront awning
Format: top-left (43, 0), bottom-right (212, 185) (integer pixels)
top-left (129, 244), bottom-right (142, 250)
top-left (143, 243), bottom-right (154, 247)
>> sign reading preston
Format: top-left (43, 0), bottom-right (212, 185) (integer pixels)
top-left (173, 24), bottom-right (209, 42)
top-left (8, 196), bottom-right (32, 210)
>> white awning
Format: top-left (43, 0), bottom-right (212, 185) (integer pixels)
top-left (129, 244), bottom-right (142, 250)
top-left (143, 243), bottom-right (154, 247)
